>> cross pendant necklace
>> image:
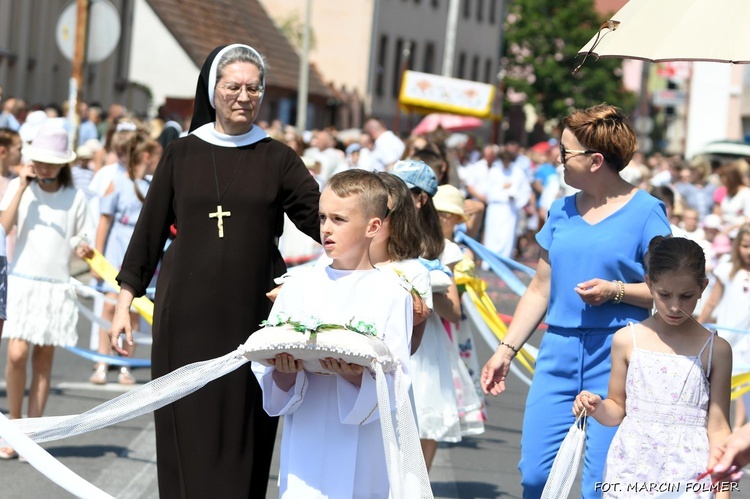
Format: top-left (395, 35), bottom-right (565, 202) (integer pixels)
top-left (209, 146), bottom-right (243, 238)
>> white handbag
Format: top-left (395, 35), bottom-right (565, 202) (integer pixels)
top-left (541, 409), bottom-right (587, 499)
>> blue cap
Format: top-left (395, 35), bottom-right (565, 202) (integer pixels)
top-left (390, 159), bottom-right (438, 197)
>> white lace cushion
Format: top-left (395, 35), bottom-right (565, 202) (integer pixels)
top-left (243, 326), bottom-right (397, 374)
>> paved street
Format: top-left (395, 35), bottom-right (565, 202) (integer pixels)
top-left (0, 261), bottom-right (748, 498)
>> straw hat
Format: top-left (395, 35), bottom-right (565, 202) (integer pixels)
top-left (22, 122), bottom-right (76, 164)
top-left (433, 184), bottom-right (469, 221)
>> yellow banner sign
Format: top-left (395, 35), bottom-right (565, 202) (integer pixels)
top-left (399, 70), bottom-right (496, 118)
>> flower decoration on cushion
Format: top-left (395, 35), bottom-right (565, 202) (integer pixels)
top-left (246, 314), bottom-right (396, 374)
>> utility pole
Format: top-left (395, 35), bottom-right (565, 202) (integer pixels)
top-left (364, 0), bottom-right (381, 117)
top-left (392, 42), bottom-right (411, 135)
top-left (296, 0), bottom-right (312, 132)
top-left (442, 0), bottom-right (460, 77)
top-left (70, 0), bottom-right (90, 148)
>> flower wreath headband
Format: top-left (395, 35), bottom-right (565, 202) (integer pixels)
top-left (207, 43), bottom-right (266, 109)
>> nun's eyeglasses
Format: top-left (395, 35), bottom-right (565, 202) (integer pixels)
top-left (218, 83), bottom-right (264, 98)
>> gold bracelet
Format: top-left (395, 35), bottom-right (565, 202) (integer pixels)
top-left (498, 340), bottom-right (519, 357)
top-left (611, 280), bottom-right (625, 304)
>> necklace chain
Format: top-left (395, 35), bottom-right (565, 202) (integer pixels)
top-left (208, 146), bottom-right (244, 238)
top-left (210, 145), bottom-right (243, 204)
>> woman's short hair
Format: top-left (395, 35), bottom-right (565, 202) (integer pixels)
top-left (216, 46), bottom-right (267, 85)
top-left (562, 103), bottom-right (637, 172)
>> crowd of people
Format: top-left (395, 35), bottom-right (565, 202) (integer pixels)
top-left (1, 43), bottom-right (750, 498)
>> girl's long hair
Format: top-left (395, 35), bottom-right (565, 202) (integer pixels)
top-left (57, 165), bottom-right (73, 188)
top-left (730, 224), bottom-right (750, 279)
top-left (377, 173), bottom-right (422, 261)
top-left (127, 133), bottom-right (160, 203)
top-left (416, 190), bottom-right (445, 260)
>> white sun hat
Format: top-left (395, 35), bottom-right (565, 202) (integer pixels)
top-left (22, 121), bottom-right (76, 164)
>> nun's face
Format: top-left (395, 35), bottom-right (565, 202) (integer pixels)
top-left (213, 62), bottom-right (263, 135)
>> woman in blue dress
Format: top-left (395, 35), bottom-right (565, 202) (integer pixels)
top-left (481, 104), bottom-right (671, 499)
top-left (89, 132), bottom-right (162, 384)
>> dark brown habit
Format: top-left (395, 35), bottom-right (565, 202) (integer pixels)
top-left (117, 134), bottom-right (320, 498)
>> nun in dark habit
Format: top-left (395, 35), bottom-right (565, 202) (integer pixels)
top-left (108, 44), bottom-right (321, 498)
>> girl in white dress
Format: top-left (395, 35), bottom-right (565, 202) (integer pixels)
top-left (390, 159), bottom-right (464, 471)
top-left (0, 123), bottom-right (93, 460)
top-left (698, 224), bottom-right (750, 428)
top-left (574, 236), bottom-right (732, 497)
top-left (372, 172), bottom-right (432, 351)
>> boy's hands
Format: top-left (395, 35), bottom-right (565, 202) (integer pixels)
top-left (320, 357), bottom-right (364, 388)
top-left (573, 391), bottom-right (601, 416)
top-left (269, 353), bottom-right (303, 392)
top-left (268, 353), bottom-right (303, 373)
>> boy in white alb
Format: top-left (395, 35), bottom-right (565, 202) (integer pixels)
top-left (252, 170), bottom-right (414, 498)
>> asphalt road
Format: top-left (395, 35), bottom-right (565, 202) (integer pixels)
top-left (0, 264), bottom-right (748, 498)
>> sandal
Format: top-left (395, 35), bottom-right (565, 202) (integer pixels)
top-left (89, 363), bottom-right (108, 385)
top-left (118, 367), bottom-right (136, 385)
top-left (0, 447), bottom-right (17, 460)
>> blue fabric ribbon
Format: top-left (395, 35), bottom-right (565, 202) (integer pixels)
top-left (64, 346), bottom-right (151, 368)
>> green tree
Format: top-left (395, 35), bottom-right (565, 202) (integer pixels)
top-left (501, 0), bottom-right (636, 121)
top-left (275, 13), bottom-right (316, 53)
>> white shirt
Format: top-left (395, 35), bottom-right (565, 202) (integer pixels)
top-left (369, 131), bottom-right (405, 172)
top-left (0, 179), bottom-right (92, 281)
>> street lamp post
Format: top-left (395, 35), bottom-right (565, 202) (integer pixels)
top-left (296, 0), bottom-right (312, 132)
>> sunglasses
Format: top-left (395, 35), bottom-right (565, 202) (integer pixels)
top-left (559, 143), bottom-right (601, 164)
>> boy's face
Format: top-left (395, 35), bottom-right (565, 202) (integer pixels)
top-left (319, 187), bottom-right (381, 270)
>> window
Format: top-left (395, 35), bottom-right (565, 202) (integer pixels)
top-left (463, 0), bottom-right (470, 19)
top-left (393, 38), bottom-right (404, 98)
top-left (477, 0), bottom-right (483, 22)
top-left (424, 42), bottom-right (435, 74)
top-left (471, 55), bottom-right (480, 81)
top-left (432, 0), bottom-right (439, 7)
top-left (484, 57), bottom-right (493, 83)
top-left (376, 35), bottom-right (388, 97)
top-left (409, 41), bottom-right (417, 70)
top-left (489, 0), bottom-right (497, 24)
top-left (457, 52), bottom-right (466, 79)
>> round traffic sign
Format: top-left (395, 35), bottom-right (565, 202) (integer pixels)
top-left (56, 0), bottom-right (121, 64)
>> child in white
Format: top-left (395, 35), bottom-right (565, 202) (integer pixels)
top-left (698, 224), bottom-right (750, 372)
top-left (252, 170), bottom-right (414, 498)
top-left (574, 236), bottom-right (732, 498)
top-left (0, 123), bottom-right (93, 460)
top-left (698, 224), bottom-right (750, 428)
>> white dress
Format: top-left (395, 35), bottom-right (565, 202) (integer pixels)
top-left (603, 325), bottom-right (715, 498)
top-left (411, 240), bottom-right (468, 442)
top-left (0, 179), bottom-right (92, 346)
top-left (252, 265), bottom-right (413, 499)
top-left (713, 261), bottom-right (750, 373)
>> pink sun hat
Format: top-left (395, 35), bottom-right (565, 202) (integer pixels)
top-left (21, 122), bottom-right (76, 164)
